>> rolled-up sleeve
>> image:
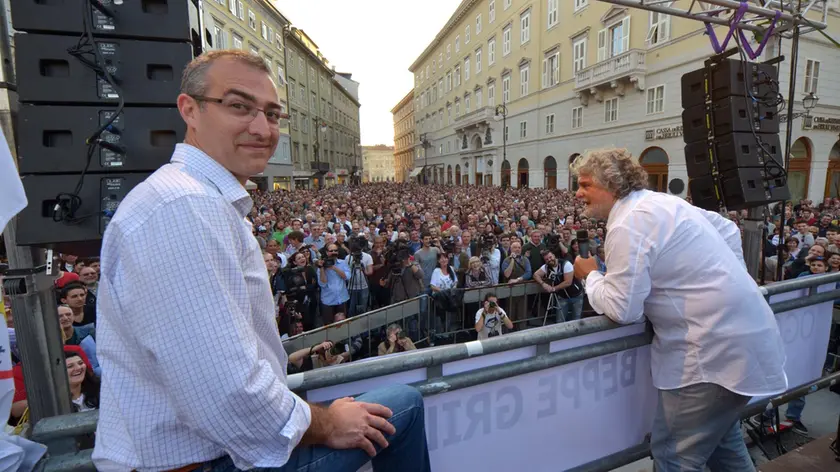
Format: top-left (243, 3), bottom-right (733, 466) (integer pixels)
top-left (120, 195), bottom-right (310, 468)
top-left (585, 224), bottom-right (651, 324)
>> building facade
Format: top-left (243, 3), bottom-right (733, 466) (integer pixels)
top-left (391, 90), bottom-right (415, 182)
top-left (362, 145), bottom-right (396, 183)
top-left (203, 0), bottom-right (293, 190)
top-left (408, 0), bottom-right (840, 202)
top-left (285, 28), bottom-right (362, 189)
top-left (333, 72), bottom-right (363, 185)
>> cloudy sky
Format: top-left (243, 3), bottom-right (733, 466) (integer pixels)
top-left (272, 0), bottom-right (458, 146)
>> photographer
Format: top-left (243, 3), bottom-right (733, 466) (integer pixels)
top-left (377, 324), bottom-right (417, 356)
top-left (344, 236), bottom-right (374, 318)
top-left (317, 243), bottom-right (350, 326)
top-left (474, 293), bottom-right (513, 340)
top-left (281, 252), bottom-right (318, 331)
top-left (533, 250), bottom-right (584, 322)
top-left (382, 242), bottom-right (425, 304)
top-left (477, 234), bottom-right (502, 285)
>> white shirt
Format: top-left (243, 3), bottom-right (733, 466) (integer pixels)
top-left (585, 190), bottom-right (787, 397)
top-left (430, 267), bottom-right (457, 290)
top-left (93, 144), bottom-right (311, 471)
top-left (475, 307), bottom-right (508, 340)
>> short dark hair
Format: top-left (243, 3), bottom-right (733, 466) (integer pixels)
top-left (59, 281), bottom-right (86, 300)
top-left (483, 292), bottom-right (498, 302)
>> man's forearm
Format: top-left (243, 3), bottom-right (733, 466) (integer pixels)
top-left (300, 403), bottom-right (332, 446)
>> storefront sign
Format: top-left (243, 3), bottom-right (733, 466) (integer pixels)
top-left (645, 126), bottom-right (683, 141)
top-left (805, 116), bottom-right (840, 132)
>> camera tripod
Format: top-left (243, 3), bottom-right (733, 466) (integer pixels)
top-left (346, 257), bottom-right (371, 317)
top-left (542, 291), bottom-right (565, 326)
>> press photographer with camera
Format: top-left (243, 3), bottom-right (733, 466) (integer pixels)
top-left (344, 235), bottom-right (374, 318)
top-left (282, 252), bottom-right (319, 331)
top-left (477, 234), bottom-right (502, 285)
top-left (381, 240), bottom-right (425, 305)
top-left (533, 250), bottom-right (584, 322)
top-left (377, 324), bottom-right (417, 356)
top-left (474, 293), bottom-right (513, 340)
top-left (317, 243), bottom-right (350, 326)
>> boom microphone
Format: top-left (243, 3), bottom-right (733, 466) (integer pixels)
top-left (577, 229), bottom-right (590, 259)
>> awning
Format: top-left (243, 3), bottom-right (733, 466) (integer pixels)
top-left (408, 168), bottom-right (423, 178)
top-left (245, 179), bottom-right (258, 190)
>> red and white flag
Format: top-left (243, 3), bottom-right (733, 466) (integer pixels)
top-left (0, 129), bottom-right (26, 230)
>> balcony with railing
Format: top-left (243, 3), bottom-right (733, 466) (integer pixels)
top-left (574, 49), bottom-right (647, 104)
top-left (453, 106), bottom-right (493, 132)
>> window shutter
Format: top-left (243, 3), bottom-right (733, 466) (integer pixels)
top-left (661, 11), bottom-right (671, 42)
top-left (621, 17), bottom-right (631, 53)
top-left (542, 58), bottom-right (548, 88)
top-left (597, 29), bottom-right (607, 61)
top-left (553, 54), bottom-right (560, 84)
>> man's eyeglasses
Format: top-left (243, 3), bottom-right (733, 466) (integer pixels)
top-left (190, 95), bottom-right (287, 127)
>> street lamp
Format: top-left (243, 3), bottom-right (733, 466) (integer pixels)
top-left (419, 133), bottom-right (432, 185)
top-left (781, 92), bottom-right (819, 123)
top-left (494, 104), bottom-right (508, 190)
top-left (313, 118), bottom-right (328, 189)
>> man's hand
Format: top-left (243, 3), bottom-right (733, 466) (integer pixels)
top-left (325, 397), bottom-right (396, 457)
top-left (574, 256), bottom-right (598, 280)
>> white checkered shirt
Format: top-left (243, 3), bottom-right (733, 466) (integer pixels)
top-left (92, 144), bottom-right (311, 471)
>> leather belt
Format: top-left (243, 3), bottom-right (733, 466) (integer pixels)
top-left (163, 464), bottom-right (201, 472)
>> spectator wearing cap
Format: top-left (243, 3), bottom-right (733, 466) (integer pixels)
top-left (58, 304), bottom-right (100, 376)
top-left (255, 225), bottom-right (269, 249)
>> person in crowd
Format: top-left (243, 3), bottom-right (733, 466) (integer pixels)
top-left (344, 236), bottom-right (374, 318)
top-left (59, 281), bottom-right (95, 326)
top-left (317, 243), bottom-right (351, 326)
top-left (377, 324), bottom-right (417, 356)
top-left (92, 50), bottom-right (430, 472)
top-left (66, 350), bottom-right (100, 412)
top-left (533, 250), bottom-right (584, 323)
top-left (474, 293), bottom-right (512, 340)
top-left (571, 147), bottom-right (786, 472)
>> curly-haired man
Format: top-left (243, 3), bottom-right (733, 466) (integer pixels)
top-left (572, 148), bottom-right (786, 472)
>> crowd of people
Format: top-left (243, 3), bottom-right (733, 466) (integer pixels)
top-left (4, 182), bottom-right (840, 431)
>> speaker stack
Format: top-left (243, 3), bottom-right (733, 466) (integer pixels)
top-left (11, 0), bottom-right (202, 255)
top-left (680, 58), bottom-right (790, 211)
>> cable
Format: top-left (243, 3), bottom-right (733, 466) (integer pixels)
top-left (52, 0), bottom-right (125, 225)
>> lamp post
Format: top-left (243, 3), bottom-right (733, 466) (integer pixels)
top-left (419, 133), bottom-right (431, 185)
top-left (781, 92), bottom-right (819, 122)
top-left (494, 104), bottom-right (508, 190)
top-left (313, 118), bottom-right (328, 189)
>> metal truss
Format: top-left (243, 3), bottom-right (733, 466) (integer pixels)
top-left (597, 0), bottom-right (829, 38)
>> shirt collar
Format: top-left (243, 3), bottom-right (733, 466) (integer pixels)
top-left (171, 143), bottom-right (253, 217)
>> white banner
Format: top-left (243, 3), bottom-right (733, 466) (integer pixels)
top-left (311, 290), bottom-right (835, 471)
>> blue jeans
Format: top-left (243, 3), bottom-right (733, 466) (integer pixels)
top-left (347, 288), bottom-right (370, 318)
top-left (555, 295), bottom-right (584, 323)
top-left (203, 385), bottom-right (431, 472)
top-left (651, 383), bottom-right (754, 472)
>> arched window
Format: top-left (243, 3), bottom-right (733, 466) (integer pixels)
top-left (517, 158), bottom-right (529, 188)
top-left (639, 147), bottom-right (669, 192)
top-left (501, 160), bottom-right (511, 189)
top-left (789, 137), bottom-right (812, 202)
top-left (544, 156), bottom-right (557, 189)
top-left (569, 154), bottom-right (580, 191)
top-left (447, 165), bottom-right (453, 185)
top-left (455, 164), bottom-right (461, 185)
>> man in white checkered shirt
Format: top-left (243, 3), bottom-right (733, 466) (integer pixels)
top-left (92, 50), bottom-right (430, 472)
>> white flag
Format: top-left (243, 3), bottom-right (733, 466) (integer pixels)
top-left (0, 130), bottom-right (26, 230)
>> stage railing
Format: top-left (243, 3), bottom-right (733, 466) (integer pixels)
top-left (28, 271), bottom-right (840, 471)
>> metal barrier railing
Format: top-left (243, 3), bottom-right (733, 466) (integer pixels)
top-left (28, 271), bottom-right (840, 471)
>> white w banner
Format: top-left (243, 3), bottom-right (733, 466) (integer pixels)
top-left (306, 287), bottom-right (835, 471)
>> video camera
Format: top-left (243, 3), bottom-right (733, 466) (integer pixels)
top-left (479, 233), bottom-right (497, 263)
top-left (384, 239), bottom-right (412, 275)
top-left (440, 239), bottom-right (456, 255)
top-left (348, 235), bottom-right (369, 265)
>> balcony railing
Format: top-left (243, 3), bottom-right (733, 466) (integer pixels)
top-left (575, 49), bottom-right (646, 91)
top-left (454, 106), bottom-right (492, 130)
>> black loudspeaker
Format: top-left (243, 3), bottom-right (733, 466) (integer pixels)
top-left (686, 133), bottom-right (783, 176)
top-left (681, 59), bottom-right (778, 109)
top-left (18, 105), bottom-right (184, 174)
top-left (11, 0), bottom-right (200, 42)
top-left (12, 1), bottom-right (202, 253)
top-left (683, 96), bottom-right (779, 144)
top-left (16, 173), bottom-right (150, 253)
top-left (681, 58), bottom-right (787, 211)
top-left (15, 33), bottom-right (192, 105)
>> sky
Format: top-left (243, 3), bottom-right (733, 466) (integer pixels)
top-left (272, 0), bottom-right (459, 147)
